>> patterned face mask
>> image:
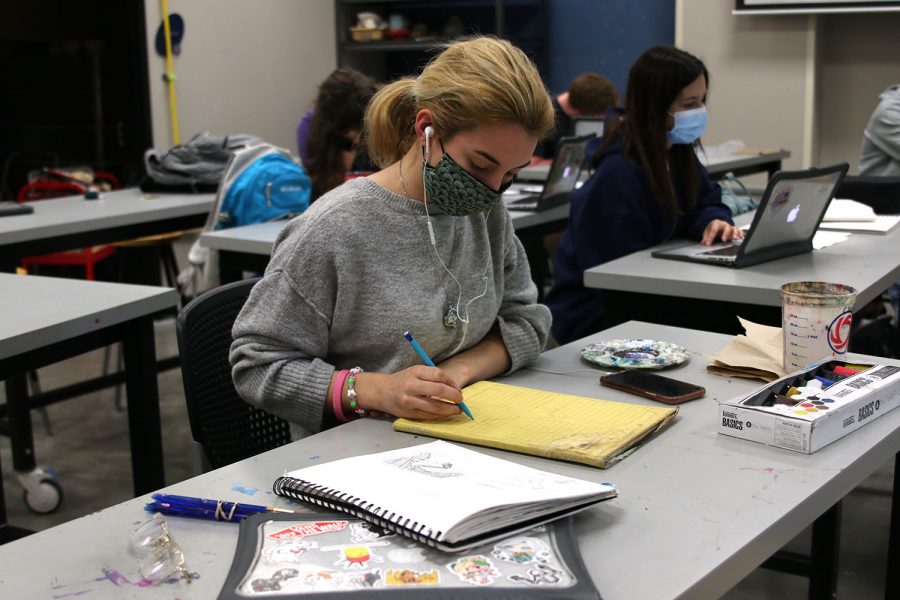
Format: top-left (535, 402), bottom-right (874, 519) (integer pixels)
top-left (423, 144), bottom-right (511, 216)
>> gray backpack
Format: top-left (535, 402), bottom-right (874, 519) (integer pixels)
top-left (144, 132), bottom-right (264, 187)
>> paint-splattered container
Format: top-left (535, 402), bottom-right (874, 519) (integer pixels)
top-left (780, 281), bottom-right (857, 372)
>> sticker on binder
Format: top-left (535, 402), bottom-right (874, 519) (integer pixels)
top-left (447, 555), bottom-right (499, 586)
top-left (509, 562), bottom-right (565, 586)
top-left (334, 546), bottom-right (383, 569)
top-left (346, 569), bottom-right (382, 588)
top-left (491, 537), bottom-right (551, 564)
top-left (262, 540), bottom-right (319, 564)
top-left (385, 568), bottom-right (440, 586)
top-left (269, 520), bottom-right (348, 540)
top-left (349, 521), bottom-right (395, 543)
top-left (250, 568), bottom-right (299, 592)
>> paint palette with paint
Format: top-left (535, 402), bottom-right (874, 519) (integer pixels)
top-left (218, 513), bottom-right (600, 599)
top-left (581, 339), bottom-right (690, 370)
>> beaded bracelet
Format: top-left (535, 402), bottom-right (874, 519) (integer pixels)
top-left (332, 369), bottom-right (351, 423)
top-left (347, 366), bottom-right (367, 417)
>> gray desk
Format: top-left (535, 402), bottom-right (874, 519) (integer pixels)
top-left (201, 203), bottom-right (570, 290)
top-left (1, 321), bottom-right (896, 599)
top-left (583, 221), bottom-right (900, 333)
top-left (0, 188), bottom-right (215, 272)
top-left (0, 274), bottom-right (178, 541)
top-left (517, 149), bottom-right (791, 182)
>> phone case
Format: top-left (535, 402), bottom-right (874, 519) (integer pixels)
top-left (600, 376), bottom-right (705, 405)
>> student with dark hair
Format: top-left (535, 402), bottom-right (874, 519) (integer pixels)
top-left (296, 68), bottom-right (377, 201)
top-left (535, 72), bottom-right (620, 159)
top-left (232, 37), bottom-right (554, 439)
top-left (545, 46), bottom-right (741, 344)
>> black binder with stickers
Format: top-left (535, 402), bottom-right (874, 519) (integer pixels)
top-left (218, 512), bottom-right (600, 599)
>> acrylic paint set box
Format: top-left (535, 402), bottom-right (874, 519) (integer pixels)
top-left (717, 359), bottom-right (900, 453)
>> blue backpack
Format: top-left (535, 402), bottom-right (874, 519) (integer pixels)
top-left (215, 145), bottom-right (311, 229)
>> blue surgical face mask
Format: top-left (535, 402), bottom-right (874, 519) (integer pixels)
top-left (666, 106), bottom-right (707, 145)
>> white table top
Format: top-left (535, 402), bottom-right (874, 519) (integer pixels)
top-left (583, 221), bottom-right (900, 309)
top-left (516, 149), bottom-right (791, 182)
top-left (0, 188), bottom-right (215, 246)
top-left (200, 203), bottom-right (570, 256)
top-left (0, 273), bottom-right (179, 360)
top-left (1, 321), bottom-right (896, 599)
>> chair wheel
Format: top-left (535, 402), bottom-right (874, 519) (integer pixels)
top-left (22, 475), bottom-right (63, 515)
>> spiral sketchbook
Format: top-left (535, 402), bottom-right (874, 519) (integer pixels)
top-left (272, 441), bottom-right (616, 553)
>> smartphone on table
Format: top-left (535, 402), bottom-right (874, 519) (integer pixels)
top-left (600, 371), bottom-right (705, 405)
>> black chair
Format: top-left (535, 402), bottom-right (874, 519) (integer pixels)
top-left (834, 175), bottom-right (900, 214)
top-left (176, 277), bottom-right (292, 474)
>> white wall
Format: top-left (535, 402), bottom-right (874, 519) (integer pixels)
top-left (677, 0), bottom-right (814, 172)
top-left (144, 0), bottom-right (336, 152)
top-left (817, 13), bottom-right (900, 171)
top-left (678, 1), bottom-right (900, 175)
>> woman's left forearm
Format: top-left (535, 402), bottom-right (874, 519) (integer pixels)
top-left (436, 331), bottom-right (511, 389)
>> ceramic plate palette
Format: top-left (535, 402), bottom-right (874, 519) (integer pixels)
top-left (581, 339), bottom-right (690, 370)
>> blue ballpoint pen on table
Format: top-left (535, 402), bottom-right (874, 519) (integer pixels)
top-left (145, 493), bottom-right (301, 523)
top-left (403, 330), bottom-right (474, 420)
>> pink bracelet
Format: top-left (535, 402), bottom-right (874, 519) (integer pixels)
top-left (332, 370), bottom-right (351, 423)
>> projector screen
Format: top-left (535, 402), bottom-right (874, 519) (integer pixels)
top-left (735, 0), bottom-right (900, 13)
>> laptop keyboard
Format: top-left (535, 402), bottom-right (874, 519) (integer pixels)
top-left (701, 244), bottom-right (741, 257)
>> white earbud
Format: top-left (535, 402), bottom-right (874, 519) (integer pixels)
top-left (424, 126), bottom-right (433, 162)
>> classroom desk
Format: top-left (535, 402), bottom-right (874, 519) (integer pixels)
top-left (0, 274), bottom-right (177, 542)
top-left (0, 188), bottom-right (215, 273)
top-left (516, 148), bottom-right (791, 182)
top-left (0, 320), bottom-right (896, 599)
top-left (583, 220), bottom-right (900, 334)
top-left (201, 203), bottom-right (570, 293)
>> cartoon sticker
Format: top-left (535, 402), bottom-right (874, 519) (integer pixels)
top-left (447, 555), bottom-right (500, 586)
top-left (301, 569), bottom-right (344, 590)
top-left (268, 521), bottom-right (348, 541)
top-left (349, 521), bottom-right (395, 543)
top-left (334, 546), bottom-right (384, 569)
top-left (250, 568), bottom-right (299, 592)
top-left (262, 540), bottom-right (319, 564)
top-left (346, 569), bottom-right (382, 588)
top-left (492, 536), bottom-right (551, 565)
top-left (509, 563), bottom-right (565, 586)
top-left (385, 568), bottom-right (440, 586)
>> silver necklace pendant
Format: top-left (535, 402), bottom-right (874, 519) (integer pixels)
top-left (443, 304), bottom-right (458, 328)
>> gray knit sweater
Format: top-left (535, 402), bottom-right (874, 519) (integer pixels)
top-left (230, 177), bottom-right (551, 439)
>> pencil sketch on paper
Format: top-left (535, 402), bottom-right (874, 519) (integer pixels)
top-left (384, 451), bottom-right (462, 478)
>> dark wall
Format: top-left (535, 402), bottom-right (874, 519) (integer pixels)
top-left (546, 0), bottom-right (675, 98)
top-left (0, 0), bottom-right (151, 198)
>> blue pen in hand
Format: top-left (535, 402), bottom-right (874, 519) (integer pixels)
top-left (403, 330), bottom-right (474, 420)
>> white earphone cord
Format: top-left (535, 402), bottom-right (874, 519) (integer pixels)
top-left (421, 127), bottom-right (491, 355)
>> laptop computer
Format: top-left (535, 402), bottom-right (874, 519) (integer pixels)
top-left (572, 117), bottom-right (605, 138)
top-left (651, 162), bottom-right (848, 268)
top-left (504, 134), bottom-right (594, 212)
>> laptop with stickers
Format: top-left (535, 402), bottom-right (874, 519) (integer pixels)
top-left (651, 162), bottom-right (848, 268)
top-left (504, 134), bottom-right (594, 212)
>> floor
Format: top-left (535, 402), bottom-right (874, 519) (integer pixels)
top-left (0, 266), bottom-right (895, 598)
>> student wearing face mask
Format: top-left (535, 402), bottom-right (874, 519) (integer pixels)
top-left (230, 37), bottom-right (554, 439)
top-left (545, 46), bottom-right (742, 345)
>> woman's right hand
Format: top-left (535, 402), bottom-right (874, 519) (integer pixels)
top-left (354, 366), bottom-right (463, 420)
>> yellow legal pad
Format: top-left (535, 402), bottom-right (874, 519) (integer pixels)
top-left (393, 381), bottom-right (678, 468)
